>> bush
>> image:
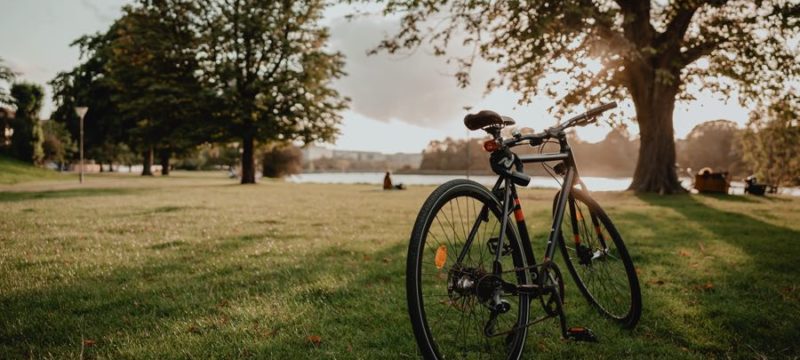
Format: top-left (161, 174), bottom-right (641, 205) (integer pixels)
top-left (261, 144), bottom-right (302, 178)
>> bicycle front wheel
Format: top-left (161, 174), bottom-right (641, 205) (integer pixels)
top-left (555, 189), bottom-right (642, 328)
top-left (408, 179), bottom-right (531, 360)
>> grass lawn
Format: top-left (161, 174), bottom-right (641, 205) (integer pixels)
top-left (0, 156), bottom-right (66, 185)
top-left (1, 172), bottom-right (799, 359)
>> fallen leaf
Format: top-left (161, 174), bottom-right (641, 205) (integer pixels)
top-left (83, 339), bottom-right (96, 347)
top-left (698, 242), bottom-right (708, 256)
top-left (646, 279), bottom-right (665, 286)
top-left (703, 282), bottom-right (714, 290)
top-left (307, 335), bottom-right (322, 347)
top-left (678, 250), bottom-right (691, 257)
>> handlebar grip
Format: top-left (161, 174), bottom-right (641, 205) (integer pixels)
top-left (586, 101), bottom-right (617, 117)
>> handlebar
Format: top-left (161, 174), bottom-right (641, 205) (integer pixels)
top-left (488, 101), bottom-right (617, 186)
top-left (503, 101), bottom-right (617, 147)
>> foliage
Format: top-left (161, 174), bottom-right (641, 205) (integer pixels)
top-left (9, 83), bottom-right (45, 164)
top-left (740, 95), bottom-right (800, 187)
top-left (174, 143), bottom-right (241, 171)
top-left (50, 32), bottom-right (125, 165)
top-left (677, 120), bottom-right (744, 176)
top-left (261, 144), bottom-right (302, 178)
top-left (107, 0), bottom-right (211, 169)
top-left (420, 137), bottom-right (489, 172)
top-left (0, 57), bottom-right (15, 106)
top-left (195, 0), bottom-right (349, 183)
top-left (419, 127), bottom-right (638, 177)
top-left (368, 0), bottom-right (800, 193)
top-left (41, 120), bottom-right (76, 167)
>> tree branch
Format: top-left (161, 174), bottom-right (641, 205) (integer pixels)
top-left (680, 39), bottom-right (719, 66)
top-left (656, 2), bottom-right (700, 49)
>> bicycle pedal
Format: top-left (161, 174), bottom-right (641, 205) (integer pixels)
top-left (565, 327), bottom-right (598, 342)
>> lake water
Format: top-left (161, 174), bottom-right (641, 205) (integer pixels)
top-left (288, 172), bottom-right (800, 196)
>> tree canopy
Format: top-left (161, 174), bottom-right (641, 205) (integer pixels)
top-left (195, 0), bottom-right (349, 183)
top-left (9, 83), bottom-right (45, 164)
top-left (370, 0), bottom-right (800, 193)
top-left (0, 58), bottom-right (15, 106)
top-left (108, 0), bottom-right (210, 175)
top-left (740, 94), bottom-right (800, 187)
top-left (677, 119), bottom-right (743, 175)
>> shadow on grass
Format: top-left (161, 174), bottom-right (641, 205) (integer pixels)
top-left (0, 187), bottom-right (147, 203)
top-left (0, 233), bottom-right (413, 358)
top-left (696, 193), bottom-right (757, 203)
top-left (637, 194), bottom-right (800, 357)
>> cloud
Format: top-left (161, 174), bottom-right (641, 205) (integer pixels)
top-left (329, 16), bottom-right (493, 129)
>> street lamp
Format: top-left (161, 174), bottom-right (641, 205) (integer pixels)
top-left (74, 107), bottom-right (88, 184)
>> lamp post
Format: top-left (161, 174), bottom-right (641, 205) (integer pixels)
top-left (75, 107), bottom-right (88, 183)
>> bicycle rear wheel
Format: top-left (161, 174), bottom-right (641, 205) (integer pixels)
top-left (408, 179), bottom-right (531, 359)
top-left (554, 189), bottom-right (641, 328)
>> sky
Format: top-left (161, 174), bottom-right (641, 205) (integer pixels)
top-left (0, 0), bottom-right (751, 153)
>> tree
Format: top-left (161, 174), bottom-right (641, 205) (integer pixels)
top-left (108, 1), bottom-right (211, 176)
top-left (196, 0), bottom-right (349, 183)
top-left (1, 58), bottom-right (16, 152)
top-left (42, 120), bottom-right (76, 169)
top-left (9, 83), bottom-right (45, 164)
top-left (50, 33), bottom-right (126, 171)
top-left (261, 143), bottom-right (303, 178)
top-left (677, 120), bottom-right (743, 175)
top-left (0, 58), bottom-right (15, 106)
top-left (740, 95), bottom-right (800, 188)
top-left (370, 0), bottom-right (800, 193)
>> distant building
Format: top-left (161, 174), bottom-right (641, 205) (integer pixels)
top-left (302, 145), bottom-right (334, 161)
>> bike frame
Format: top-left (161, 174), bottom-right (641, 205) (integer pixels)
top-left (489, 136), bottom-right (579, 280)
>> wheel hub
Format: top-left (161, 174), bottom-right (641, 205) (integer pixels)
top-left (447, 266), bottom-right (506, 305)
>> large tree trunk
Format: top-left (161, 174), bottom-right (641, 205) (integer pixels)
top-left (159, 149), bottom-right (171, 176)
top-left (628, 83), bottom-right (686, 194)
top-left (240, 134), bottom-right (256, 184)
top-left (141, 148), bottom-right (154, 176)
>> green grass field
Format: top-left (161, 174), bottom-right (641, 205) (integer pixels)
top-left (1, 171), bottom-right (799, 359)
top-left (0, 156), bottom-right (66, 185)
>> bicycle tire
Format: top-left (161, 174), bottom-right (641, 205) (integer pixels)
top-left (554, 189), bottom-right (642, 328)
top-left (408, 179), bottom-right (531, 359)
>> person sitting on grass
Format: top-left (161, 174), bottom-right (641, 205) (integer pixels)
top-left (383, 171), bottom-right (405, 190)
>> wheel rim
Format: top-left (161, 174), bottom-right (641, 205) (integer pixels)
top-left (561, 197), bottom-right (633, 320)
top-left (417, 193), bottom-right (528, 359)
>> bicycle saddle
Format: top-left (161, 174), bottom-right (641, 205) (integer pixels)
top-left (464, 110), bottom-right (516, 131)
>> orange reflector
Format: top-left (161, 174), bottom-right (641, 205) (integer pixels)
top-left (434, 245), bottom-right (447, 269)
top-left (483, 139), bottom-right (499, 152)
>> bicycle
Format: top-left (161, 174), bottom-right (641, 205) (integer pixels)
top-left (407, 102), bottom-right (642, 359)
